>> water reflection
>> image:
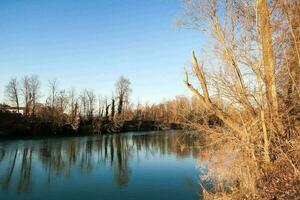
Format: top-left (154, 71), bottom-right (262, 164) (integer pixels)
top-left (0, 131), bottom-right (200, 199)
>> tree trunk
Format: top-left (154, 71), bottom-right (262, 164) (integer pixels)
top-left (258, 0), bottom-right (279, 116)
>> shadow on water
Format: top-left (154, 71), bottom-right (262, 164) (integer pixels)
top-left (0, 131), bottom-right (203, 199)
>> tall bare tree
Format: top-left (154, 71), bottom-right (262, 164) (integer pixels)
top-left (79, 91), bottom-right (88, 118)
top-left (57, 90), bottom-right (68, 113)
top-left (48, 79), bottom-right (58, 110)
top-left (115, 76), bottom-right (131, 117)
top-left (5, 78), bottom-right (20, 113)
top-left (104, 98), bottom-right (110, 119)
top-left (69, 88), bottom-right (78, 124)
top-left (97, 95), bottom-right (104, 118)
top-left (29, 75), bottom-right (40, 116)
top-left (111, 96), bottom-right (115, 119)
top-left (86, 90), bottom-right (96, 120)
top-left (21, 76), bottom-right (31, 116)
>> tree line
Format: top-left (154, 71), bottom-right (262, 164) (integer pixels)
top-left (3, 75), bottom-right (210, 130)
top-left (3, 75), bottom-right (132, 124)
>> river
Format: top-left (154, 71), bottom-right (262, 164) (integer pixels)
top-left (0, 130), bottom-right (202, 200)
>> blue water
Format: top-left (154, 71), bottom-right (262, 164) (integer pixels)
top-left (0, 131), bottom-right (201, 200)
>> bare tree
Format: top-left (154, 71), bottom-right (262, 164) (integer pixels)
top-left (29, 75), bottom-right (40, 116)
top-left (21, 76), bottom-right (31, 116)
top-left (48, 79), bottom-right (58, 110)
top-left (111, 96), bottom-right (115, 119)
top-left (180, 0), bottom-right (300, 197)
top-left (57, 90), bottom-right (68, 113)
top-left (69, 88), bottom-right (78, 124)
top-left (115, 76), bottom-right (131, 117)
top-left (5, 78), bottom-right (20, 113)
top-left (86, 90), bottom-right (96, 120)
top-left (104, 98), bottom-right (110, 119)
top-left (97, 95), bottom-right (104, 118)
top-left (79, 90), bottom-right (88, 118)
top-left (79, 90), bottom-right (96, 119)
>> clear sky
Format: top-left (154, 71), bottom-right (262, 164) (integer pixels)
top-left (0, 0), bottom-right (205, 104)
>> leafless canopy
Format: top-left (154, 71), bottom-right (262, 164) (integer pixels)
top-left (5, 78), bottom-right (20, 112)
top-left (115, 76), bottom-right (132, 117)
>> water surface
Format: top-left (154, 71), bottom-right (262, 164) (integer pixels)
top-left (0, 131), bottom-right (201, 200)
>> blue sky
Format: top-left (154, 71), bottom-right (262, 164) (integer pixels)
top-left (0, 0), bottom-right (205, 104)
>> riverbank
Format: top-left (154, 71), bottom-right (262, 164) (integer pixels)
top-left (0, 111), bottom-right (183, 137)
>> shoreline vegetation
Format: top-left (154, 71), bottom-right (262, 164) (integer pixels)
top-left (0, 75), bottom-right (181, 137)
top-left (179, 0), bottom-right (300, 199)
top-left (1, 75), bottom-right (221, 138)
top-left (0, 111), bottom-right (184, 138)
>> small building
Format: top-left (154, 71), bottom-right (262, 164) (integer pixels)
top-left (0, 104), bottom-right (25, 115)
